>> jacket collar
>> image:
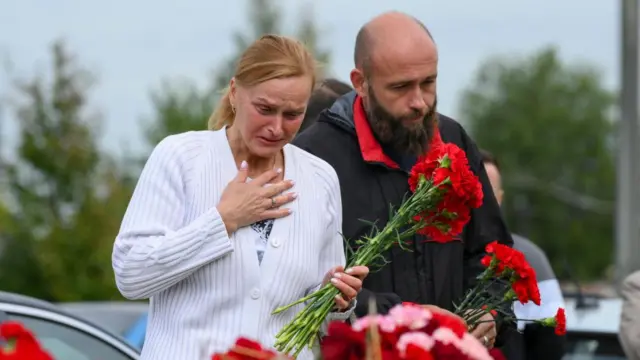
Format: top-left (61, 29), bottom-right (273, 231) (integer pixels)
top-left (352, 95), bottom-right (401, 170)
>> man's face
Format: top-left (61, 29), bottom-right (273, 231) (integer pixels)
top-left (358, 38), bottom-right (439, 156)
top-left (365, 87), bottom-right (437, 156)
top-left (484, 162), bottom-right (504, 206)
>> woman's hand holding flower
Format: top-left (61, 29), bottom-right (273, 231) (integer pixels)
top-left (323, 266), bottom-right (369, 311)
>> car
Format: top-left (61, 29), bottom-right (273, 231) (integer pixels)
top-left (59, 301), bottom-right (149, 350)
top-left (0, 291), bottom-right (140, 360)
top-left (123, 311), bottom-right (148, 349)
top-left (563, 295), bottom-right (626, 359)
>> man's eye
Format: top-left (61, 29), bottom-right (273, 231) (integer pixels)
top-left (284, 112), bottom-right (302, 119)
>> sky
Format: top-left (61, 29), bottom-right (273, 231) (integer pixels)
top-left (0, 0), bottom-right (618, 157)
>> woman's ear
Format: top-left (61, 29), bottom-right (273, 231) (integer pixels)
top-left (228, 77), bottom-right (237, 107)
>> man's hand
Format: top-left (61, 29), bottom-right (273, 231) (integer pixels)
top-left (469, 312), bottom-right (497, 349)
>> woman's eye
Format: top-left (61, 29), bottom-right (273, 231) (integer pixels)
top-left (258, 106), bottom-right (273, 114)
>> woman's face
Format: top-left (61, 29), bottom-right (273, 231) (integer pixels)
top-left (230, 76), bottom-right (312, 158)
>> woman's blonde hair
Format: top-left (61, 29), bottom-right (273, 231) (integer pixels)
top-left (208, 34), bottom-right (318, 130)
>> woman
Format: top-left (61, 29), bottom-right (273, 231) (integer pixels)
top-left (112, 34), bottom-right (368, 360)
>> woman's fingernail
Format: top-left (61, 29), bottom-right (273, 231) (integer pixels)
top-left (333, 272), bottom-right (342, 279)
top-left (330, 278), bottom-right (339, 285)
top-left (289, 180), bottom-right (295, 186)
top-left (240, 160), bottom-right (248, 169)
top-left (291, 193), bottom-right (298, 199)
top-left (346, 268), bottom-right (354, 274)
top-left (276, 168), bottom-right (282, 173)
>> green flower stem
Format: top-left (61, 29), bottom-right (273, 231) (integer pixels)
top-left (455, 278), bottom-right (499, 317)
top-left (272, 181), bottom-right (445, 356)
top-left (465, 296), bottom-right (512, 326)
top-left (272, 285), bottom-right (328, 314)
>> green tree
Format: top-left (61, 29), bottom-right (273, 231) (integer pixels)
top-left (459, 47), bottom-right (616, 280)
top-left (0, 41), bottom-right (133, 301)
top-left (143, 0), bottom-right (330, 148)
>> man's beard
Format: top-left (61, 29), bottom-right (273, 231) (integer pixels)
top-left (365, 89), bottom-right (438, 157)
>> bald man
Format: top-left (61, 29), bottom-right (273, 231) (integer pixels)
top-left (293, 11), bottom-right (517, 354)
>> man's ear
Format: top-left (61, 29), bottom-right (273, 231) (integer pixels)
top-left (350, 68), bottom-right (367, 98)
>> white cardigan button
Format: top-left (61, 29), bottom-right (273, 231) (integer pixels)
top-left (250, 288), bottom-right (261, 300)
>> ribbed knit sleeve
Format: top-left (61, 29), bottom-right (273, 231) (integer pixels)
top-left (312, 161), bottom-right (356, 330)
top-left (112, 134), bottom-right (233, 300)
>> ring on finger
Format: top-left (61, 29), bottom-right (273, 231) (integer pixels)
top-left (270, 197), bottom-right (276, 208)
top-left (482, 335), bottom-right (489, 346)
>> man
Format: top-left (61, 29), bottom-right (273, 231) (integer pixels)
top-left (481, 149), bottom-right (566, 360)
top-left (300, 78), bottom-right (353, 133)
top-left (620, 270), bottom-right (640, 360)
top-left (293, 11), bottom-right (516, 353)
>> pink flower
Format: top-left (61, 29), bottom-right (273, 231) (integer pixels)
top-left (352, 315), bottom-right (396, 333)
top-left (396, 332), bottom-right (435, 357)
top-left (388, 304), bottom-right (433, 329)
top-left (459, 333), bottom-right (493, 360)
top-left (431, 328), bottom-right (493, 360)
top-left (431, 327), bottom-right (462, 346)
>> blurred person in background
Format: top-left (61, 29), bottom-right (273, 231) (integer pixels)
top-left (112, 34), bottom-right (367, 360)
top-left (298, 78), bottom-right (353, 134)
top-left (293, 11), bottom-right (519, 355)
top-left (620, 270), bottom-right (640, 360)
top-left (481, 149), bottom-right (566, 360)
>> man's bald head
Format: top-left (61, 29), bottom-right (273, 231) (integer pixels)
top-left (354, 11), bottom-right (434, 71)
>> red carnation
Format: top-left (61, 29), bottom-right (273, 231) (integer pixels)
top-left (427, 311), bottom-right (467, 338)
top-left (0, 321), bottom-right (53, 360)
top-left (483, 241), bottom-right (541, 305)
top-left (554, 308), bottom-right (567, 336)
top-left (211, 337), bottom-right (283, 360)
top-left (489, 348), bottom-right (507, 360)
top-left (409, 142), bottom-right (483, 243)
top-left (320, 322), bottom-right (367, 360)
top-left (537, 308), bottom-right (567, 336)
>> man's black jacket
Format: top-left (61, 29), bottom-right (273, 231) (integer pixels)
top-left (292, 92), bottom-right (519, 355)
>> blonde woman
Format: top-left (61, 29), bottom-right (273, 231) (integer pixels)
top-left (112, 35), bottom-right (368, 360)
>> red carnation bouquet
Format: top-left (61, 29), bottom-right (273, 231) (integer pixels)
top-left (454, 241), bottom-right (566, 335)
top-left (272, 138), bottom-right (485, 356)
top-left (0, 321), bottom-right (53, 360)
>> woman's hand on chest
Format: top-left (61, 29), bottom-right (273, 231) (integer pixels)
top-left (217, 162), bottom-right (297, 234)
